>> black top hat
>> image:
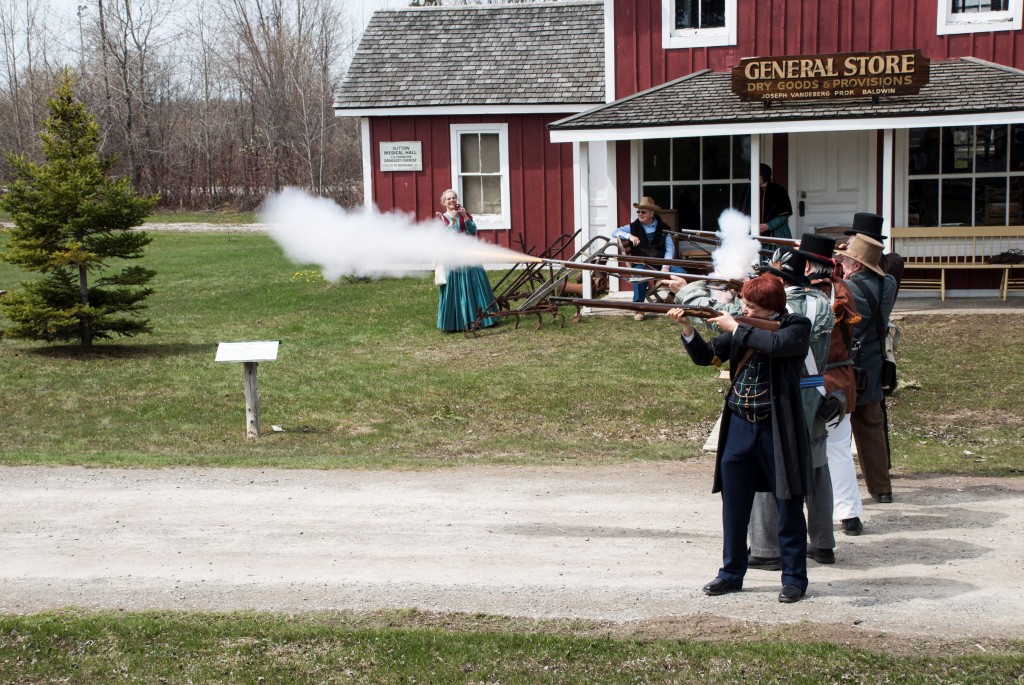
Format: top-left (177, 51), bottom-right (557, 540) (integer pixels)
top-left (796, 233), bottom-right (836, 265)
top-left (844, 212), bottom-right (886, 240)
top-left (764, 247), bottom-right (811, 288)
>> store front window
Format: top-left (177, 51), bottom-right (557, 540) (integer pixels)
top-left (640, 135), bottom-right (750, 232)
top-left (907, 125), bottom-right (1024, 226)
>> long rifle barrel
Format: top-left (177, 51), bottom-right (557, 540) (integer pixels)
top-left (543, 259), bottom-right (743, 290)
top-left (549, 297), bottom-right (781, 331)
top-left (614, 254), bottom-right (714, 272)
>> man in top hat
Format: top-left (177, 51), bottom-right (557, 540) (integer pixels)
top-left (798, 233), bottom-right (865, 536)
top-left (747, 247), bottom-right (837, 570)
top-left (613, 197), bottom-right (677, 320)
top-left (844, 213), bottom-right (904, 292)
top-left (836, 233), bottom-right (898, 504)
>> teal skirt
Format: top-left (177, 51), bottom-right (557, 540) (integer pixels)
top-left (437, 265), bottom-right (498, 332)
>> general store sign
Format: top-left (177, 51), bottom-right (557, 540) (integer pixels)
top-left (379, 141), bottom-right (422, 171)
top-left (731, 49), bottom-right (930, 102)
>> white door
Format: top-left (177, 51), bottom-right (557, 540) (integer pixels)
top-left (791, 130), bottom-right (875, 238)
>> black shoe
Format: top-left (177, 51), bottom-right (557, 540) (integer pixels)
top-left (807, 546), bottom-right (835, 564)
top-left (702, 577), bottom-right (742, 596)
top-left (841, 517), bottom-right (864, 536)
top-left (778, 584), bottom-right (806, 603)
top-left (747, 554), bottom-right (782, 571)
top-left (872, 492), bottom-right (893, 503)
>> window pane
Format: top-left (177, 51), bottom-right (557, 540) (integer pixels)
top-left (1011, 124), bottom-right (1024, 171)
top-left (731, 136), bottom-right (751, 180)
top-left (672, 138), bottom-right (700, 181)
top-left (643, 139), bottom-right (671, 181)
top-left (942, 127), bottom-right (973, 174)
top-left (479, 134), bottom-right (500, 173)
top-left (643, 185), bottom-right (672, 213)
top-left (908, 179), bottom-right (938, 226)
top-left (941, 178), bottom-right (973, 225)
top-left (703, 136), bottom-right (731, 179)
top-left (1010, 177), bottom-right (1024, 224)
top-left (909, 128), bottom-right (940, 175)
top-left (702, 184), bottom-right (731, 229)
top-left (461, 134), bottom-right (480, 174)
top-left (978, 177), bottom-right (1010, 225)
top-left (952, 0), bottom-right (1009, 12)
top-left (462, 176), bottom-right (483, 215)
top-left (702, 0), bottom-right (726, 28)
top-left (675, 0), bottom-right (696, 28)
top-left (732, 182), bottom-right (751, 214)
top-left (974, 125), bottom-right (1007, 173)
top-left (481, 176), bottom-right (502, 215)
top-left (672, 185), bottom-right (701, 231)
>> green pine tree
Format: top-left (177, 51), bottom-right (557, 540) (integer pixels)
top-left (0, 69), bottom-right (158, 347)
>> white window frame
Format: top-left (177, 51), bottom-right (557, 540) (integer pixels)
top-left (449, 123), bottom-right (511, 231)
top-left (937, 0), bottom-right (1023, 35)
top-left (662, 0), bottom-right (737, 49)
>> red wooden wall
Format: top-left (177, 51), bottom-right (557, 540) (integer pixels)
top-left (615, 0), bottom-right (1024, 97)
top-left (369, 114), bottom-right (577, 258)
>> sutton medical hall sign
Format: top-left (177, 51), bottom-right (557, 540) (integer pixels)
top-left (731, 49), bottom-right (930, 102)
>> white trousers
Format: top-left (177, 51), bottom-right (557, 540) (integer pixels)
top-left (826, 415), bottom-right (863, 521)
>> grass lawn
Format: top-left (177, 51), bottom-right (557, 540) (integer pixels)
top-left (0, 230), bottom-right (1022, 474)
top-left (0, 610), bottom-right (1021, 684)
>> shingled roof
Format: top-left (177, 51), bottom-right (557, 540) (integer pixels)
top-left (335, 1), bottom-right (604, 110)
top-left (550, 58), bottom-right (1024, 133)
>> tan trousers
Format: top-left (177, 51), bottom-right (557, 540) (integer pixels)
top-left (851, 401), bottom-right (892, 496)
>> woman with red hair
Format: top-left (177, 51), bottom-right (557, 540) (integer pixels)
top-left (668, 274), bottom-right (813, 604)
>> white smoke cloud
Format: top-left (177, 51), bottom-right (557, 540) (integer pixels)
top-left (711, 209), bottom-right (761, 281)
top-left (259, 188), bottom-right (534, 280)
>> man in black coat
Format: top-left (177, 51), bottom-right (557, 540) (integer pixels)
top-left (668, 274), bottom-right (813, 603)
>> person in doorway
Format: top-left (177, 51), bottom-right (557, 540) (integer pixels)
top-left (758, 164), bottom-right (794, 239)
top-left (612, 197), bottom-right (677, 320)
top-left (836, 230), bottom-right (897, 504)
top-left (435, 189), bottom-right (498, 333)
top-left (668, 274), bottom-right (813, 604)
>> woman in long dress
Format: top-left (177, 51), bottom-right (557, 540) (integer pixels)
top-left (436, 189), bottom-right (498, 332)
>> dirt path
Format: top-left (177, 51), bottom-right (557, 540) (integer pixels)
top-left (2, 461), bottom-right (1022, 644)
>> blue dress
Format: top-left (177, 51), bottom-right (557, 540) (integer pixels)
top-left (437, 213), bottom-right (498, 332)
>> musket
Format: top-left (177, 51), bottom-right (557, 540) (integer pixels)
top-left (664, 230), bottom-right (722, 247)
top-left (612, 254), bottom-right (715, 272)
top-left (754, 235), bottom-right (800, 248)
top-left (549, 297), bottom-right (781, 331)
top-left (542, 259), bottom-right (745, 291)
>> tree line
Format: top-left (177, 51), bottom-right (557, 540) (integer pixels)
top-left (0, 0), bottom-right (364, 211)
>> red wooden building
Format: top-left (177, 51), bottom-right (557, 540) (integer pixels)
top-left (337, 0), bottom-right (1024, 297)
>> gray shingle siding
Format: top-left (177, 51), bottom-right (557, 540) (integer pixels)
top-left (336, 1), bottom-right (605, 109)
top-left (551, 59), bottom-right (1024, 130)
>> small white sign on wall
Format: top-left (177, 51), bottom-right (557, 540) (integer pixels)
top-left (379, 141), bottom-right (423, 172)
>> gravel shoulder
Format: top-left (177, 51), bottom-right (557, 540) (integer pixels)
top-left (2, 461), bottom-right (1022, 647)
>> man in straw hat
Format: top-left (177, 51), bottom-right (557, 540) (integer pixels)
top-left (835, 226), bottom-right (898, 504)
top-left (747, 247), bottom-right (837, 570)
top-left (613, 197), bottom-right (677, 320)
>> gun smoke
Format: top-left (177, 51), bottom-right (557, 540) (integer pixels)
top-left (260, 188), bottom-right (535, 281)
top-left (711, 209), bottom-right (761, 280)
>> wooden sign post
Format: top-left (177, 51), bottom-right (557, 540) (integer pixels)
top-left (215, 341), bottom-right (280, 438)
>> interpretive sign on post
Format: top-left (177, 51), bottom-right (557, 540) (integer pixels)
top-left (379, 142), bottom-right (423, 171)
top-left (215, 341), bottom-right (280, 438)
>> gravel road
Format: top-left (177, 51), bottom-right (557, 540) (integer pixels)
top-left (2, 461), bottom-right (1021, 643)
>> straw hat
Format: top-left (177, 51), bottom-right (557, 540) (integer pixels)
top-left (632, 196), bottom-right (662, 212)
top-left (834, 233), bottom-right (885, 277)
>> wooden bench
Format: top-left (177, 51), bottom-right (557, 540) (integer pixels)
top-left (890, 226), bottom-right (1024, 300)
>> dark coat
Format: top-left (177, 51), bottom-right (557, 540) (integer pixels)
top-left (847, 271), bottom-right (897, 406)
top-left (682, 313), bottom-right (813, 501)
top-left (628, 216), bottom-right (670, 258)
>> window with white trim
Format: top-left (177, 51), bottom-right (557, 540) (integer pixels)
top-left (640, 135), bottom-right (751, 231)
top-left (937, 0), bottom-right (1022, 34)
top-left (450, 123), bottom-right (510, 230)
top-left (663, 0), bottom-right (737, 49)
top-left (906, 124), bottom-right (1024, 226)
